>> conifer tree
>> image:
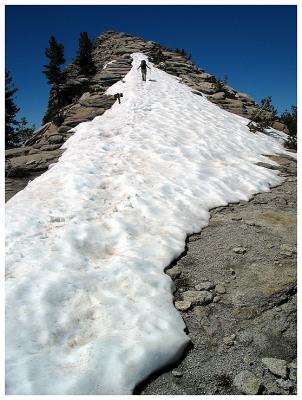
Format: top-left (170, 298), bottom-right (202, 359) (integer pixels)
top-left (77, 32), bottom-right (95, 75)
top-left (15, 117), bottom-right (36, 144)
top-left (281, 106), bottom-right (297, 149)
top-left (247, 96), bottom-right (278, 133)
top-left (5, 70), bottom-right (20, 148)
top-left (43, 36), bottom-right (65, 111)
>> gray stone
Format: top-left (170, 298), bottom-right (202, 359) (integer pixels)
top-left (210, 92), bottom-right (226, 100)
top-left (223, 334), bottom-right (236, 346)
top-left (237, 92), bottom-right (254, 103)
top-left (215, 284), bottom-right (226, 294)
top-left (213, 295), bottom-right (221, 303)
top-left (288, 360), bottom-right (297, 380)
top-left (196, 81), bottom-right (217, 94)
top-left (244, 220), bottom-right (257, 226)
top-left (5, 147), bottom-right (31, 158)
top-left (262, 358), bottom-right (288, 379)
top-left (182, 290), bottom-right (213, 306)
top-left (276, 379), bottom-right (294, 391)
top-left (28, 148), bottom-right (41, 155)
top-left (195, 281), bottom-right (215, 291)
top-left (24, 122), bottom-right (52, 146)
top-left (58, 125), bottom-right (74, 133)
top-left (48, 135), bottom-right (64, 144)
top-left (166, 266), bottom-right (182, 280)
top-left (79, 94), bottom-right (115, 108)
top-left (232, 247), bottom-right (247, 254)
top-left (231, 215), bottom-right (242, 221)
top-left (40, 144), bottom-right (63, 151)
top-left (175, 300), bottom-right (192, 311)
top-left (233, 370), bottom-right (261, 394)
top-left (280, 244), bottom-right (296, 257)
top-left (172, 370), bottom-right (183, 377)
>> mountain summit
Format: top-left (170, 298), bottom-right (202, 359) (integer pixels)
top-left (6, 31), bottom-right (290, 201)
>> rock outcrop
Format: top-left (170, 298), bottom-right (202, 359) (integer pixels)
top-left (4, 31), bottom-right (282, 200)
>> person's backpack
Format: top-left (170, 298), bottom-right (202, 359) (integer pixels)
top-left (140, 60), bottom-right (147, 69)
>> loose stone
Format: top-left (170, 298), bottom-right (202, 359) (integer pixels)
top-left (195, 281), bottom-right (215, 291)
top-left (182, 290), bottom-right (213, 306)
top-left (232, 247), bottom-right (247, 254)
top-left (213, 295), bottom-right (221, 303)
top-left (276, 379), bottom-right (294, 391)
top-left (172, 369), bottom-right (183, 377)
top-left (175, 300), bottom-right (192, 311)
top-left (215, 284), bottom-right (226, 294)
top-left (166, 266), bottom-right (182, 280)
top-left (233, 370), bottom-right (262, 395)
top-left (262, 357), bottom-right (288, 379)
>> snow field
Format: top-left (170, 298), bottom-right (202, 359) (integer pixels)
top-left (6, 53), bottom-right (294, 394)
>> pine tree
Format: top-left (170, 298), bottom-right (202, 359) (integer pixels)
top-left (5, 70), bottom-right (20, 148)
top-left (247, 96), bottom-right (278, 133)
top-left (77, 32), bottom-right (95, 75)
top-left (43, 36), bottom-right (65, 113)
top-left (281, 106), bottom-right (297, 149)
top-left (15, 117), bottom-right (36, 145)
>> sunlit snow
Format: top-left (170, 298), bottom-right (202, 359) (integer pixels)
top-left (5, 53), bottom-right (294, 394)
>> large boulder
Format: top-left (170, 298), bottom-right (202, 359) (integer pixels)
top-left (6, 150), bottom-right (64, 178)
top-left (237, 92), bottom-right (255, 103)
top-left (24, 122), bottom-right (57, 146)
top-left (209, 92), bottom-right (226, 100)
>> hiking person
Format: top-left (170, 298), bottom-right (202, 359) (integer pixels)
top-left (137, 60), bottom-right (151, 81)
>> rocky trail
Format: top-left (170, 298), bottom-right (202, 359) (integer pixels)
top-left (137, 154), bottom-right (297, 395)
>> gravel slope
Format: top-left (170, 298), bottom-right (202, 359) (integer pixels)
top-left (137, 154), bottom-right (297, 395)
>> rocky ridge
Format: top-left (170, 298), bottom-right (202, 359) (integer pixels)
top-left (5, 31), bottom-right (289, 200)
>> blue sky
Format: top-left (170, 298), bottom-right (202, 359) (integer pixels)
top-left (6, 5), bottom-right (297, 128)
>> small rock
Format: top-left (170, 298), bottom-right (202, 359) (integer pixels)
top-left (280, 244), bottom-right (296, 257)
top-left (182, 290), bottom-right (213, 306)
top-left (223, 334), bottom-right (236, 346)
top-left (237, 331), bottom-right (254, 345)
top-left (232, 247), bottom-right (247, 254)
top-left (276, 379), bottom-right (294, 391)
top-left (194, 306), bottom-right (210, 319)
top-left (264, 381), bottom-right (287, 395)
top-left (233, 370), bottom-right (261, 395)
top-left (231, 216), bottom-right (242, 221)
top-left (288, 360), bottom-right (297, 380)
top-left (172, 369), bottom-right (183, 377)
top-left (229, 268), bottom-right (236, 275)
top-left (213, 295), bottom-right (221, 303)
top-left (262, 357), bottom-right (288, 379)
top-left (175, 300), bottom-right (192, 311)
top-left (244, 220), bottom-right (256, 226)
top-left (188, 234), bottom-right (201, 242)
top-left (195, 281), bottom-right (215, 291)
top-left (243, 355), bottom-right (254, 366)
top-left (215, 284), bottom-right (226, 294)
top-left (48, 134), bottom-right (64, 144)
top-left (166, 266), bottom-right (182, 280)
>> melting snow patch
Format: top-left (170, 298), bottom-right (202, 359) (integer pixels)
top-left (5, 52), bottom-right (294, 394)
